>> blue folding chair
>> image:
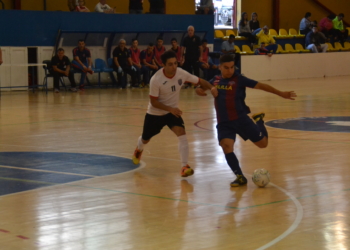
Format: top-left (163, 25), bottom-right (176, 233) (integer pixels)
top-left (94, 58), bottom-right (114, 87)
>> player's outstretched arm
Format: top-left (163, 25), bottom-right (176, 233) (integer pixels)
top-left (197, 78), bottom-right (218, 97)
top-left (254, 82), bottom-right (297, 100)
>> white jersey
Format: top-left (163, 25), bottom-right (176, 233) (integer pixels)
top-left (95, 3), bottom-right (112, 12)
top-left (147, 68), bottom-right (200, 116)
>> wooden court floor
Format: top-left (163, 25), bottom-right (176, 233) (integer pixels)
top-left (0, 76), bottom-right (349, 250)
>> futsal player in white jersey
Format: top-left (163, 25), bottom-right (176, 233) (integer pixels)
top-left (132, 50), bottom-right (218, 177)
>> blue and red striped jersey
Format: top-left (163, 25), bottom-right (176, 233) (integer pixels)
top-left (210, 73), bottom-right (258, 123)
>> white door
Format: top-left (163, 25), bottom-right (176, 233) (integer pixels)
top-left (10, 47), bottom-right (28, 90)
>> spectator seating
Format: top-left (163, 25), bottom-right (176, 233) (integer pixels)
top-left (226, 30), bottom-right (237, 36)
top-left (326, 43), bottom-right (339, 52)
top-left (234, 45), bottom-right (242, 53)
top-left (279, 29), bottom-right (293, 37)
top-left (242, 45), bottom-right (254, 55)
top-left (344, 42), bottom-right (350, 50)
top-left (289, 28), bottom-right (305, 38)
top-left (277, 44), bottom-right (288, 53)
top-left (269, 29), bottom-right (278, 37)
top-left (295, 43), bottom-right (311, 53)
top-left (215, 30), bottom-right (225, 39)
top-left (334, 42), bottom-right (348, 51)
top-left (284, 44), bottom-right (299, 53)
top-left (94, 58), bottom-right (114, 87)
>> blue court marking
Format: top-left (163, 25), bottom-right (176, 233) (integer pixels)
top-left (0, 152), bottom-right (137, 196)
top-left (266, 116), bottom-right (350, 133)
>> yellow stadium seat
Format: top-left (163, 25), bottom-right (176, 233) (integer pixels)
top-left (289, 28), bottom-right (305, 38)
top-left (234, 45), bottom-right (245, 54)
top-left (279, 29), bottom-right (293, 37)
top-left (277, 44), bottom-right (288, 53)
top-left (295, 43), bottom-right (311, 53)
top-left (344, 42), bottom-right (350, 50)
top-left (285, 44), bottom-right (298, 53)
top-left (242, 45), bottom-right (254, 55)
top-left (269, 29), bottom-right (278, 36)
top-left (346, 27), bottom-right (350, 34)
top-left (326, 43), bottom-right (338, 52)
top-left (214, 30), bottom-right (225, 38)
top-left (226, 30), bottom-right (237, 36)
top-left (334, 42), bottom-right (348, 51)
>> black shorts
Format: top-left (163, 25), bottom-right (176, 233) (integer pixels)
top-left (142, 113), bottom-right (185, 140)
top-left (216, 115), bottom-right (263, 144)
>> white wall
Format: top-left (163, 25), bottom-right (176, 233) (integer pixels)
top-left (2, 48), bottom-right (350, 91)
top-left (241, 52), bottom-right (350, 81)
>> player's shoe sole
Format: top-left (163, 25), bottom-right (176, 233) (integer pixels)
top-left (252, 112), bottom-right (265, 122)
top-left (181, 165), bottom-right (194, 177)
top-left (132, 148), bottom-right (143, 165)
top-left (230, 175), bottom-right (248, 187)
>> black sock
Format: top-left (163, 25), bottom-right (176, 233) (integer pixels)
top-left (225, 152), bottom-right (243, 176)
top-left (256, 120), bottom-right (268, 138)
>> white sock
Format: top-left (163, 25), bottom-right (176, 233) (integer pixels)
top-left (178, 135), bottom-right (189, 167)
top-left (137, 136), bottom-right (145, 151)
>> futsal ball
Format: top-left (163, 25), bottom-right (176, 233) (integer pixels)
top-left (252, 169), bottom-right (270, 188)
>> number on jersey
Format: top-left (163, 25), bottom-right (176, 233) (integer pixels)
top-left (171, 85), bottom-right (176, 92)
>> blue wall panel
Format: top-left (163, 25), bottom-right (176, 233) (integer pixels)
top-left (0, 10), bottom-right (214, 46)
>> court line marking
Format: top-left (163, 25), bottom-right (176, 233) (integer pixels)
top-left (255, 181), bottom-right (303, 250)
top-left (0, 165), bottom-right (97, 177)
top-left (0, 159), bottom-right (147, 199)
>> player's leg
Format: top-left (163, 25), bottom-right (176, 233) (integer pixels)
top-left (251, 113), bottom-right (268, 148)
top-left (68, 71), bottom-right (77, 91)
top-left (166, 114), bottom-right (193, 177)
top-left (219, 137), bottom-right (248, 187)
top-left (71, 61), bottom-right (87, 88)
top-left (52, 71), bottom-right (62, 92)
top-left (132, 114), bottom-right (166, 164)
top-left (217, 121), bottom-right (248, 187)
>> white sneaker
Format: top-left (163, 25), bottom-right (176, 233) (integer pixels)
top-left (54, 89), bottom-right (60, 93)
top-left (70, 88), bottom-right (77, 92)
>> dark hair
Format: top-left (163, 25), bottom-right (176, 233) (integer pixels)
top-left (161, 50), bottom-right (177, 65)
top-left (171, 38), bottom-right (177, 42)
top-left (57, 48), bottom-right (64, 52)
top-left (157, 37), bottom-right (163, 41)
top-left (132, 38), bottom-right (138, 43)
top-left (78, 39), bottom-right (85, 43)
top-left (305, 12), bottom-right (311, 18)
top-left (251, 12), bottom-right (258, 20)
top-left (148, 42), bottom-right (154, 47)
top-left (220, 54), bottom-right (235, 64)
top-left (202, 39), bottom-right (208, 43)
top-left (239, 12), bottom-right (247, 27)
top-left (339, 13), bottom-right (344, 18)
top-left (229, 34), bottom-right (235, 39)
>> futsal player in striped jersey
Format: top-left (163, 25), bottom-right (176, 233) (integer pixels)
top-left (196, 54), bottom-right (297, 187)
top-left (154, 37), bottom-right (166, 68)
top-left (132, 50), bottom-right (218, 177)
top-left (170, 38), bottom-right (184, 67)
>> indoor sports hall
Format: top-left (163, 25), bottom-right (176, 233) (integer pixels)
top-left (0, 1), bottom-right (349, 249)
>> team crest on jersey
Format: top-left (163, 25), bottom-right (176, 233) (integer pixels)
top-left (178, 79), bottom-right (183, 86)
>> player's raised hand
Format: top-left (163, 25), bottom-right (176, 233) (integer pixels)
top-left (195, 87), bottom-right (207, 96)
top-left (280, 91), bottom-right (297, 100)
top-left (169, 108), bottom-right (183, 118)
